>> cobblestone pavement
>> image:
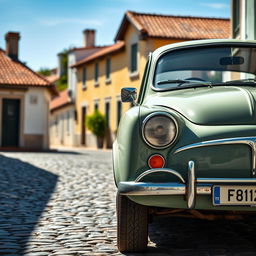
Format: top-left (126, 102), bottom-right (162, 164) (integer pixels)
top-left (0, 150), bottom-right (256, 256)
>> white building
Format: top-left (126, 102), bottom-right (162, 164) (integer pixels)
top-left (49, 89), bottom-right (75, 146)
top-left (0, 32), bottom-right (55, 149)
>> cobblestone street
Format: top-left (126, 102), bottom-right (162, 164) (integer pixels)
top-left (0, 150), bottom-right (256, 256)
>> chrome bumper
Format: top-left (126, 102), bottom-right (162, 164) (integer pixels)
top-left (118, 161), bottom-right (256, 209)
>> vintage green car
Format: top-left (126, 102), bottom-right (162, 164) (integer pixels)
top-left (113, 39), bottom-right (256, 252)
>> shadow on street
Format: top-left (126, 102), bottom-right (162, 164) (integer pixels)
top-left (0, 154), bottom-right (58, 255)
top-left (147, 215), bottom-right (256, 255)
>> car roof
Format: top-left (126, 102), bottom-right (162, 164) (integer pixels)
top-left (152, 39), bottom-right (256, 58)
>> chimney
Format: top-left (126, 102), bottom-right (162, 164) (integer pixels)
top-left (83, 29), bottom-right (95, 48)
top-left (5, 32), bottom-right (20, 61)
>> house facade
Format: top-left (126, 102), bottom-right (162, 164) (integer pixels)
top-left (72, 11), bottom-right (230, 148)
top-left (48, 29), bottom-right (106, 147)
top-left (49, 89), bottom-right (75, 146)
top-left (0, 32), bottom-right (55, 149)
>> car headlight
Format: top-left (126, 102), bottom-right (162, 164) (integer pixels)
top-left (142, 113), bottom-right (178, 148)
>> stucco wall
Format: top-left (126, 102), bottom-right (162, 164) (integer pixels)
top-left (0, 87), bottom-right (50, 149)
top-left (24, 87), bottom-right (50, 149)
top-left (24, 88), bottom-right (48, 134)
top-left (74, 23), bottom-right (186, 148)
top-left (50, 105), bottom-right (76, 147)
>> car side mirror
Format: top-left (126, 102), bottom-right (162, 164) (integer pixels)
top-left (121, 87), bottom-right (138, 105)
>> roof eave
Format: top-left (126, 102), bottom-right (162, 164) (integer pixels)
top-left (72, 44), bottom-right (125, 68)
top-left (115, 11), bottom-right (147, 41)
top-left (50, 101), bottom-right (73, 112)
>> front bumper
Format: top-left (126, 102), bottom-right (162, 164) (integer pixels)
top-left (118, 161), bottom-right (256, 209)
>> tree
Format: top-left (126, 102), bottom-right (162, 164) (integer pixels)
top-left (38, 67), bottom-right (51, 76)
top-left (56, 49), bottom-right (69, 91)
top-left (86, 111), bottom-right (106, 148)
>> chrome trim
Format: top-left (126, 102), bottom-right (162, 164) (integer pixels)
top-left (119, 182), bottom-right (186, 195)
top-left (135, 168), bottom-right (185, 183)
top-left (197, 178), bottom-right (256, 183)
top-left (174, 137), bottom-right (256, 177)
top-left (141, 112), bottom-right (178, 149)
top-left (148, 154), bottom-right (165, 168)
top-left (187, 161), bottom-right (196, 209)
top-left (118, 181), bottom-right (212, 196)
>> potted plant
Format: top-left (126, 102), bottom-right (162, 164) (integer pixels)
top-left (86, 110), bottom-right (106, 148)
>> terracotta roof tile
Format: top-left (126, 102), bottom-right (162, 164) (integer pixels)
top-left (72, 41), bottom-right (125, 67)
top-left (50, 89), bottom-right (72, 111)
top-left (44, 74), bottom-right (59, 84)
top-left (68, 45), bottom-right (106, 53)
top-left (116, 11), bottom-right (230, 40)
top-left (0, 49), bottom-right (53, 87)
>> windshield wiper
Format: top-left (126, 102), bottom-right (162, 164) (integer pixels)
top-left (224, 79), bottom-right (256, 84)
top-left (157, 79), bottom-right (212, 87)
top-left (157, 79), bottom-right (192, 85)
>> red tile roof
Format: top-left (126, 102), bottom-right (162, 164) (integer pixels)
top-left (68, 45), bottom-right (106, 53)
top-left (72, 41), bottom-right (125, 68)
top-left (115, 11), bottom-right (230, 41)
top-left (50, 89), bottom-right (72, 111)
top-left (44, 74), bottom-right (59, 84)
top-left (0, 49), bottom-right (54, 88)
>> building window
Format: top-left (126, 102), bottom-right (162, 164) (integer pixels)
top-left (233, 0), bottom-right (240, 38)
top-left (55, 116), bottom-right (58, 135)
top-left (82, 67), bottom-right (87, 89)
top-left (130, 43), bottom-right (138, 73)
top-left (117, 100), bottom-right (122, 127)
top-left (94, 102), bottom-right (99, 111)
top-left (66, 111), bottom-right (70, 133)
top-left (105, 57), bottom-right (111, 83)
top-left (105, 102), bottom-right (110, 127)
top-left (94, 62), bottom-right (99, 85)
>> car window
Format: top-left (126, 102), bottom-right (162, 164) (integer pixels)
top-left (154, 46), bottom-right (256, 89)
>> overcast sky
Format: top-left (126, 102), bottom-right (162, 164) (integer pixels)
top-left (0, 0), bottom-right (230, 71)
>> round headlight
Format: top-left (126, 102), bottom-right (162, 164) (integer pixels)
top-left (142, 113), bottom-right (178, 148)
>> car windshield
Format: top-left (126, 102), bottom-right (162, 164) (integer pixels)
top-left (154, 45), bottom-right (256, 90)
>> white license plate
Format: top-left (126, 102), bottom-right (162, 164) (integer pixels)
top-left (213, 185), bottom-right (256, 206)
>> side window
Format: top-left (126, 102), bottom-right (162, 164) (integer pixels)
top-left (137, 55), bottom-right (151, 104)
top-left (130, 43), bottom-right (138, 73)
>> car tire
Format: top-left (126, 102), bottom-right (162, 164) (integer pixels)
top-left (116, 192), bottom-right (148, 252)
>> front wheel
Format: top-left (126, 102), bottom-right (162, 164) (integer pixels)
top-left (116, 193), bottom-right (148, 252)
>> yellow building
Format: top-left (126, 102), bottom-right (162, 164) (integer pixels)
top-left (72, 11), bottom-right (230, 148)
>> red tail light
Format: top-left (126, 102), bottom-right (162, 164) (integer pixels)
top-left (148, 154), bottom-right (165, 169)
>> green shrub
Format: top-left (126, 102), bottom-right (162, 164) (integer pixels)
top-left (86, 111), bottom-right (106, 138)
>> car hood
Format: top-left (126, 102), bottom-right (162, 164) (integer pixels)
top-left (145, 86), bottom-right (256, 125)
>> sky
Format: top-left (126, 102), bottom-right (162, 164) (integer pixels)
top-left (0, 0), bottom-right (230, 71)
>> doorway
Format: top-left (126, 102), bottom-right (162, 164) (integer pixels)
top-left (81, 106), bottom-right (86, 145)
top-left (2, 99), bottom-right (20, 147)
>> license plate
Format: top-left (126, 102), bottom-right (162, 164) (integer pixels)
top-left (213, 185), bottom-right (256, 206)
